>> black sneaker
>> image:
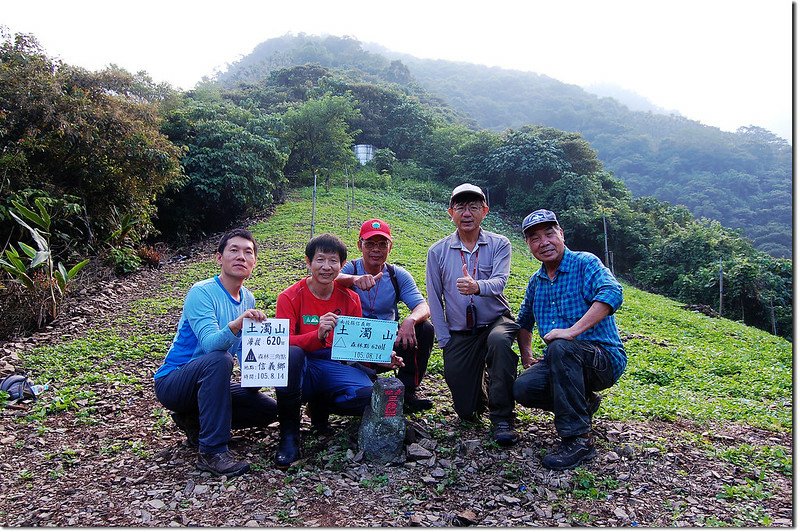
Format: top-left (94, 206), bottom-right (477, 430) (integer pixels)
top-left (492, 420), bottom-right (519, 446)
top-left (197, 451), bottom-right (249, 477)
top-left (588, 392), bottom-right (601, 417)
top-left (404, 392), bottom-right (433, 413)
top-left (171, 411), bottom-right (200, 448)
top-left (542, 435), bottom-right (597, 470)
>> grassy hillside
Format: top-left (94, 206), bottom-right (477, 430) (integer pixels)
top-left (16, 184), bottom-right (790, 432)
top-left (217, 33), bottom-right (792, 258)
top-left (242, 186), bottom-right (791, 432)
top-left (3, 185), bottom-right (791, 527)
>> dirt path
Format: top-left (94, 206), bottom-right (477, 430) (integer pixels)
top-left (0, 234), bottom-right (792, 527)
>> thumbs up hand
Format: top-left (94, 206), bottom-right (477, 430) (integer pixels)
top-left (354, 270), bottom-right (383, 290)
top-left (456, 264), bottom-right (478, 295)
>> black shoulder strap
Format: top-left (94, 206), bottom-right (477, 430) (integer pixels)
top-left (386, 263), bottom-right (400, 305)
top-left (351, 259), bottom-right (358, 274)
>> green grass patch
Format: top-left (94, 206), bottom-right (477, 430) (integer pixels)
top-left (6, 184), bottom-right (792, 437)
top-left (246, 186), bottom-right (791, 431)
top-left (19, 330), bottom-right (171, 419)
top-left (129, 296), bottom-right (183, 317)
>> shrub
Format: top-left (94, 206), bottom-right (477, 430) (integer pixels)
top-left (0, 199), bottom-right (89, 335)
top-left (0, 33), bottom-right (183, 252)
top-left (351, 168), bottom-right (391, 190)
top-left (107, 247), bottom-right (142, 275)
top-left (136, 245), bottom-right (162, 268)
top-left (155, 93), bottom-right (288, 239)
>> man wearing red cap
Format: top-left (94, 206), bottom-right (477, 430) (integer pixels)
top-left (338, 219), bottom-right (435, 412)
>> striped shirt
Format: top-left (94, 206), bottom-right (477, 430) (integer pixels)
top-left (517, 247), bottom-right (626, 380)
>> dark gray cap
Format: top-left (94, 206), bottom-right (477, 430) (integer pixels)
top-left (522, 209), bottom-right (559, 233)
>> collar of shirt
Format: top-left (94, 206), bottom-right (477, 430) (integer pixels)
top-left (534, 246), bottom-right (575, 281)
top-left (447, 229), bottom-right (487, 251)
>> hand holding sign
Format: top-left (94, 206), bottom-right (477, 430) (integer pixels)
top-left (241, 318), bottom-right (290, 387)
top-left (317, 311), bottom-right (339, 341)
top-left (331, 316), bottom-right (398, 363)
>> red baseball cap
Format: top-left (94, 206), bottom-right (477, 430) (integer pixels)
top-left (359, 219), bottom-right (393, 241)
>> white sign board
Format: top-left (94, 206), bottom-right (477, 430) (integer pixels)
top-left (240, 318), bottom-right (290, 387)
top-left (331, 316), bottom-right (397, 363)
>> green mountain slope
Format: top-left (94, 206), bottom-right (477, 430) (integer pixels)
top-left (6, 185), bottom-right (789, 527)
top-left (218, 34), bottom-right (791, 258)
top-left (243, 186), bottom-right (790, 431)
top-left (382, 54), bottom-right (792, 259)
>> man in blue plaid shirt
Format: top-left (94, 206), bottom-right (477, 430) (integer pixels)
top-left (513, 209), bottom-right (626, 470)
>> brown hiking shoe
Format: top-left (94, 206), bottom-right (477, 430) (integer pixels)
top-left (197, 451), bottom-right (249, 477)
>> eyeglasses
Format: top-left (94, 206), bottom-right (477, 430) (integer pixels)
top-left (452, 203), bottom-right (483, 214)
top-left (361, 240), bottom-right (390, 251)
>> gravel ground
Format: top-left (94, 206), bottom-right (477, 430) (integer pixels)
top-left (0, 235), bottom-right (792, 527)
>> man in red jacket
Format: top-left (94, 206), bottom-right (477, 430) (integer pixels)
top-left (274, 233), bottom-right (403, 468)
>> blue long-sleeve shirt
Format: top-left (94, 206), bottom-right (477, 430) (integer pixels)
top-left (154, 276), bottom-right (253, 379)
top-left (517, 247), bottom-right (626, 380)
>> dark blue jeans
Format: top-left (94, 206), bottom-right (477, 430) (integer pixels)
top-left (275, 346), bottom-right (374, 414)
top-left (379, 319), bottom-right (434, 393)
top-left (154, 350), bottom-right (277, 454)
top-left (513, 339), bottom-right (616, 438)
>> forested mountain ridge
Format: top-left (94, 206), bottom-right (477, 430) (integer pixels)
top-left (218, 34), bottom-right (791, 258)
top-left (389, 55), bottom-right (792, 259)
top-left (0, 31), bottom-right (790, 343)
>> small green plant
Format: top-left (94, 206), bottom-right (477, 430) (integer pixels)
top-left (571, 468), bottom-right (619, 499)
top-left (734, 506), bottom-right (773, 526)
top-left (108, 246), bottom-right (142, 275)
top-left (100, 442), bottom-right (124, 456)
top-left (717, 477), bottom-right (771, 501)
top-left (59, 448), bottom-right (79, 467)
top-left (128, 440), bottom-right (150, 459)
top-left (105, 207), bottom-right (142, 249)
top-left (360, 473), bottom-right (389, 489)
top-left (571, 511), bottom-right (594, 524)
top-left (0, 199), bottom-right (89, 328)
top-left (18, 469), bottom-right (33, 481)
top-left (151, 407), bottom-right (173, 434)
top-left (501, 461), bottom-right (524, 482)
top-left (716, 443), bottom-right (792, 476)
top-left (276, 509), bottom-right (299, 524)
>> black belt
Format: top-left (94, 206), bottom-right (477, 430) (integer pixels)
top-left (450, 325), bottom-right (491, 336)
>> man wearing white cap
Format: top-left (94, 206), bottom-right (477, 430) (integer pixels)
top-left (514, 209), bottom-right (626, 470)
top-left (426, 183), bottom-right (521, 446)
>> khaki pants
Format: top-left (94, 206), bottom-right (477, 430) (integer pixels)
top-left (442, 314), bottom-right (520, 424)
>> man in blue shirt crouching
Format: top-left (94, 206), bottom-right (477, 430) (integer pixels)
top-left (153, 229), bottom-right (277, 477)
top-left (514, 209), bottom-right (626, 470)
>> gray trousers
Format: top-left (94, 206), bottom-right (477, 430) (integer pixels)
top-left (442, 314), bottom-right (520, 424)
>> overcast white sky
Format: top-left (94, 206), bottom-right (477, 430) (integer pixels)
top-left (2, 0), bottom-right (793, 140)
